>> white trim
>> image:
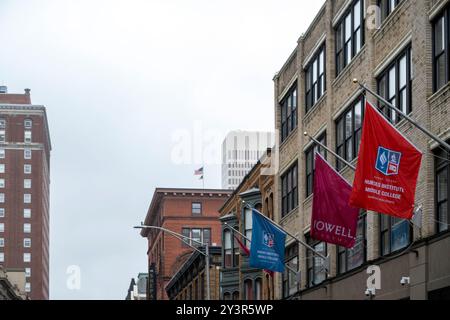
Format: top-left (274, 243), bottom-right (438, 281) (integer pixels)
top-left (332, 88), bottom-right (365, 121)
top-left (429, 0), bottom-right (450, 21)
top-left (302, 33), bottom-right (326, 69)
top-left (303, 125), bottom-right (327, 152)
top-left (278, 74), bottom-right (298, 103)
top-left (373, 33), bottom-right (412, 78)
top-left (332, 0), bottom-right (353, 27)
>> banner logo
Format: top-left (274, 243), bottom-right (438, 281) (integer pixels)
top-left (375, 147), bottom-right (402, 176)
top-left (263, 231), bottom-right (274, 248)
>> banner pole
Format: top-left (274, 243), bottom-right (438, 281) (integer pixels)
top-left (304, 132), bottom-right (356, 171)
top-left (241, 201), bottom-right (329, 267)
top-left (354, 79), bottom-right (450, 153)
top-left (223, 222), bottom-right (299, 275)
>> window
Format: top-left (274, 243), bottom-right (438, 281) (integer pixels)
top-left (0, 194), bottom-right (4, 203)
top-left (0, 148), bottom-right (4, 159)
top-left (24, 223), bottom-right (31, 233)
top-left (282, 244), bottom-right (299, 298)
top-left (25, 283), bottom-right (31, 293)
top-left (0, 238), bottom-right (4, 247)
top-left (0, 208), bottom-right (3, 218)
top-left (0, 119), bottom-right (5, 129)
top-left (192, 202), bottom-right (202, 216)
top-left (203, 228), bottom-right (211, 245)
top-left (0, 164), bottom-right (4, 173)
top-left (244, 279), bottom-right (253, 300)
top-left (0, 179), bottom-right (4, 188)
top-left (24, 148), bottom-right (32, 159)
top-left (380, 215), bottom-right (411, 256)
top-left (0, 130), bottom-right (5, 143)
top-left (191, 228), bottom-right (202, 246)
top-left (281, 162), bottom-right (298, 217)
top-left (435, 146), bottom-right (449, 233)
top-left (244, 207), bottom-right (252, 247)
top-left (336, 96), bottom-right (364, 170)
top-left (305, 45), bottom-right (326, 112)
top-left (24, 119), bottom-right (32, 129)
top-left (24, 164), bottom-right (32, 174)
top-left (378, 0), bottom-right (403, 23)
top-left (224, 229), bottom-right (233, 268)
top-left (377, 46), bottom-right (412, 124)
top-left (433, 7), bottom-right (450, 92)
top-left (24, 238), bottom-right (31, 248)
top-left (24, 131), bottom-right (32, 143)
top-left (280, 84), bottom-right (298, 142)
top-left (24, 179), bottom-right (32, 189)
top-left (24, 253), bottom-right (31, 263)
top-left (0, 223), bottom-right (3, 233)
top-left (25, 268), bottom-right (31, 278)
top-left (306, 235), bottom-right (327, 288)
top-left (338, 213), bottom-right (367, 274)
top-left (24, 194), bottom-right (31, 204)
top-left (255, 278), bottom-right (262, 300)
top-left (181, 228), bottom-right (211, 247)
top-left (24, 209), bottom-right (31, 219)
top-left (182, 228), bottom-right (191, 247)
top-left (305, 133), bottom-right (327, 197)
top-left (335, 0), bottom-right (365, 76)
top-left (0, 252), bottom-right (4, 263)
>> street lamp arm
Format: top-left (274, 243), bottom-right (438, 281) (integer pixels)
top-left (134, 225), bottom-right (208, 257)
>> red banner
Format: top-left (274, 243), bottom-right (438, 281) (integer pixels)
top-left (349, 101), bottom-right (422, 219)
top-left (311, 153), bottom-right (360, 248)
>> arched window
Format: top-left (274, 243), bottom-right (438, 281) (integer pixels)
top-left (244, 279), bottom-right (253, 300)
top-left (232, 291), bottom-right (239, 300)
top-left (255, 278), bottom-right (262, 300)
top-left (223, 292), bottom-right (231, 300)
top-left (224, 229), bottom-right (232, 268)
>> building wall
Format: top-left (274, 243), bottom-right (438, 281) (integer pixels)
top-left (143, 190), bottom-right (231, 300)
top-left (274, 0), bottom-right (450, 299)
top-left (0, 95), bottom-right (50, 300)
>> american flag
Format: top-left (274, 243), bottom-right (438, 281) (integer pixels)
top-left (194, 167), bottom-right (204, 176)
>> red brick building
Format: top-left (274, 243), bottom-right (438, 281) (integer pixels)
top-left (140, 188), bottom-right (231, 300)
top-left (0, 88), bottom-right (51, 300)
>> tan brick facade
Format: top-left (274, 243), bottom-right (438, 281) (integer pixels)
top-left (274, 0), bottom-right (450, 299)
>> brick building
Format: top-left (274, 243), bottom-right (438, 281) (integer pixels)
top-left (219, 149), bottom-right (275, 300)
top-left (166, 246), bottom-right (222, 300)
top-left (0, 88), bottom-right (51, 300)
top-left (273, 0), bottom-right (450, 299)
top-left (140, 188), bottom-right (231, 300)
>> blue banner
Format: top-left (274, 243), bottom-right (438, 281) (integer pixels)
top-left (249, 209), bottom-right (286, 273)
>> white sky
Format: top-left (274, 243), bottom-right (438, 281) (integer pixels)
top-left (0, 0), bottom-right (325, 299)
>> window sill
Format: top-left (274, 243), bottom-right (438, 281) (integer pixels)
top-left (303, 93), bottom-right (328, 124)
top-left (280, 206), bottom-right (300, 225)
top-left (428, 82), bottom-right (450, 104)
top-left (280, 127), bottom-right (299, 151)
top-left (332, 45), bottom-right (367, 88)
top-left (372, 0), bottom-right (410, 41)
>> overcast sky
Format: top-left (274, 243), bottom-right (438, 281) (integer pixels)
top-left (0, 0), bottom-right (325, 300)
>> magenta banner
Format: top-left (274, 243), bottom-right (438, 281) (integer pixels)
top-left (311, 153), bottom-right (360, 248)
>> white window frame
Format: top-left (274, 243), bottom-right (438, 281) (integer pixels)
top-left (24, 130), bottom-right (32, 143)
top-left (0, 164), bottom-right (4, 174)
top-left (0, 179), bottom-right (5, 188)
top-left (25, 268), bottom-right (31, 278)
top-left (0, 223), bottom-right (4, 233)
top-left (24, 164), bottom-right (32, 174)
top-left (23, 253), bottom-right (31, 263)
top-left (0, 193), bottom-right (4, 203)
top-left (24, 179), bottom-right (32, 189)
top-left (24, 208), bottom-right (31, 219)
top-left (24, 149), bottom-right (32, 159)
top-left (24, 238), bottom-right (31, 248)
top-left (24, 119), bottom-right (32, 129)
top-left (0, 130), bottom-right (5, 143)
top-left (0, 148), bottom-right (5, 159)
top-left (24, 194), bottom-right (31, 204)
top-left (25, 282), bottom-right (31, 293)
top-left (24, 223), bottom-right (31, 233)
top-left (0, 208), bottom-right (4, 218)
top-left (0, 252), bottom-right (4, 263)
top-left (0, 238), bottom-right (4, 247)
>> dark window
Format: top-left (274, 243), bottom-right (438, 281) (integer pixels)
top-left (203, 228), bottom-right (211, 245)
top-left (281, 84), bottom-right (298, 142)
top-left (433, 7), bottom-right (450, 92)
top-left (306, 235), bottom-right (327, 288)
top-left (305, 133), bottom-right (327, 198)
top-left (192, 202), bottom-right (202, 216)
top-left (281, 162), bottom-right (298, 217)
top-left (380, 215), bottom-right (411, 256)
top-left (335, 0), bottom-right (365, 76)
top-left (377, 0), bottom-right (403, 23)
top-left (337, 213), bottom-right (366, 274)
top-left (335, 96), bottom-right (364, 171)
top-left (223, 292), bottom-right (231, 300)
top-left (232, 291), bottom-right (239, 300)
top-left (377, 46), bottom-right (412, 124)
top-left (305, 45), bottom-right (326, 113)
top-left (282, 244), bottom-right (299, 298)
top-left (244, 279), bottom-right (253, 300)
top-left (182, 228), bottom-right (190, 248)
top-left (435, 146), bottom-right (450, 233)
